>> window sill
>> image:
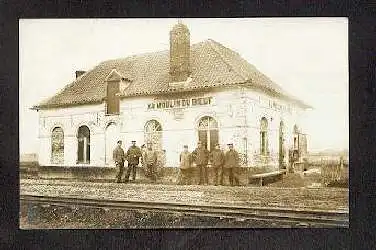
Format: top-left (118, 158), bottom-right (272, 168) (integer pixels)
top-left (76, 162), bottom-right (91, 165)
top-left (105, 113), bottom-right (120, 116)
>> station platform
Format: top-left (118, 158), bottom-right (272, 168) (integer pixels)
top-left (20, 179), bottom-right (348, 212)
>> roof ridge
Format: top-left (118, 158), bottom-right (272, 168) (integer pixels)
top-left (98, 39), bottom-right (216, 65)
top-left (207, 40), bottom-right (248, 82)
top-left (100, 40), bottom-right (210, 65)
top-left (209, 40), bottom-right (292, 95)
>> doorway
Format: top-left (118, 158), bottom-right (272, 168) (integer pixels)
top-left (77, 125), bottom-right (90, 164)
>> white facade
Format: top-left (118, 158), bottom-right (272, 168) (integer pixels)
top-left (37, 86), bottom-right (306, 169)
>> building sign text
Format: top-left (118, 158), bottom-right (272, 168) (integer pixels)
top-left (147, 97), bottom-right (213, 110)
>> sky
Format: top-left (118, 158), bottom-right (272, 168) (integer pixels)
top-left (19, 18), bottom-right (348, 154)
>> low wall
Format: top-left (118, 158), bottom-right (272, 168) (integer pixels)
top-left (249, 173), bottom-right (284, 186)
top-left (36, 165), bottom-right (272, 186)
top-left (20, 162), bottom-right (39, 179)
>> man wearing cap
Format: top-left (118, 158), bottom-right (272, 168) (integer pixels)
top-left (125, 140), bottom-right (142, 182)
top-left (179, 145), bottom-right (192, 185)
top-left (210, 143), bottom-right (225, 185)
top-left (224, 143), bottom-right (240, 186)
top-left (113, 140), bottom-right (126, 183)
top-left (143, 141), bottom-right (158, 182)
top-left (192, 141), bottom-right (209, 185)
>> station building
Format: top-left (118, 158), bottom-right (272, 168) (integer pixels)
top-left (32, 22), bottom-right (311, 170)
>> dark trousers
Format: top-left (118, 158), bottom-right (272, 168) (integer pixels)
top-left (115, 162), bottom-right (125, 182)
top-left (213, 165), bottom-right (223, 185)
top-left (224, 168), bottom-right (239, 186)
top-left (179, 168), bottom-right (192, 185)
top-left (198, 164), bottom-right (208, 185)
top-left (126, 163), bottom-right (137, 181)
top-left (146, 163), bottom-right (157, 182)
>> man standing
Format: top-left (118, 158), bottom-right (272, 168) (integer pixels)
top-left (140, 144), bottom-right (146, 168)
top-left (179, 145), bottom-right (192, 185)
top-left (192, 141), bottom-right (209, 185)
top-left (210, 143), bottom-right (225, 186)
top-left (143, 141), bottom-right (158, 182)
top-left (125, 140), bottom-right (142, 182)
top-left (224, 143), bottom-right (240, 186)
top-left (113, 140), bottom-right (126, 183)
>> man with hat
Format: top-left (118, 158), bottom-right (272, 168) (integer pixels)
top-left (210, 143), bottom-right (225, 185)
top-left (192, 141), bottom-right (209, 185)
top-left (224, 143), bottom-right (240, 186)
top-left (179, 145), bottom-right (192, 185)
top-left (143, 141), bottom-right (158, 182)
top-left (125, 140), bottom-right (142, 182)
top-left (113, 140), bottom-right (126, 183)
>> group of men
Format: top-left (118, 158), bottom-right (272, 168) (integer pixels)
top-left (113, 140), bottom-right (158, 183)
top-left (113, 140), bottom-right (241, 186)
top-left (180, 141), bottom-right (240, 186)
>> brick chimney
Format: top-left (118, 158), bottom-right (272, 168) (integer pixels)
top-left (75, 70), bottom-right (86, 79)
top-left (169, 22), bottom-right (190, 82)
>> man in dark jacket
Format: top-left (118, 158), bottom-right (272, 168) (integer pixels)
top-left (224, 143), bottom-right (240, 186)
top-left (192, 141), bottom-right (209, 185)
top-left (125, 140), bottom-right (142, 182)
top-left (210, 143), bottom-right (225, 185)
top-left (113, 140), bottom-right (126, 183)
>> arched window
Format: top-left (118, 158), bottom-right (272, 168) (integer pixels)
top-left (279, 121), bottom-right (285, 168)
top-left (51, 127), bottom-right (64, 164)
top-left (260, 117), bottom-right (268, 155)
top-left (198, 116), bottom-right (218, 151)
top-left (77, 125), bottom-right (90, 164)
top-left (144, 120), bottom-right (163, 151)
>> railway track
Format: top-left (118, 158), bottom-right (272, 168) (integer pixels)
top-left (20, 194), bottom-right (349, 227)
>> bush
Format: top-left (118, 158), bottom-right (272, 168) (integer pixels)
top-left (321, 164), bottom-right (348, 188)
top-left (326, 178), bottom-right (348, 188)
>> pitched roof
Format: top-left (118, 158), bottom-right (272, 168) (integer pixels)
top-left (33, 39), bottom-right (311, 110)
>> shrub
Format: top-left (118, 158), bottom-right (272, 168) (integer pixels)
top-left (321, 164), bottom-right (348, 188)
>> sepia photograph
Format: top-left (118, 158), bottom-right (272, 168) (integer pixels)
top-left (19, 18), bottom-right (349, 229)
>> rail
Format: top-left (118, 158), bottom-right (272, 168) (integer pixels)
top-left (20, 194), bottom-right (348, 227)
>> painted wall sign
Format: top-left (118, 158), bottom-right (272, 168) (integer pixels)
top-left (147, 97), bottom-right (213, 110)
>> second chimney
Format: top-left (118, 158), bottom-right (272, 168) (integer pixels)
top-left (75, 70), bottom-right (86, 79)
